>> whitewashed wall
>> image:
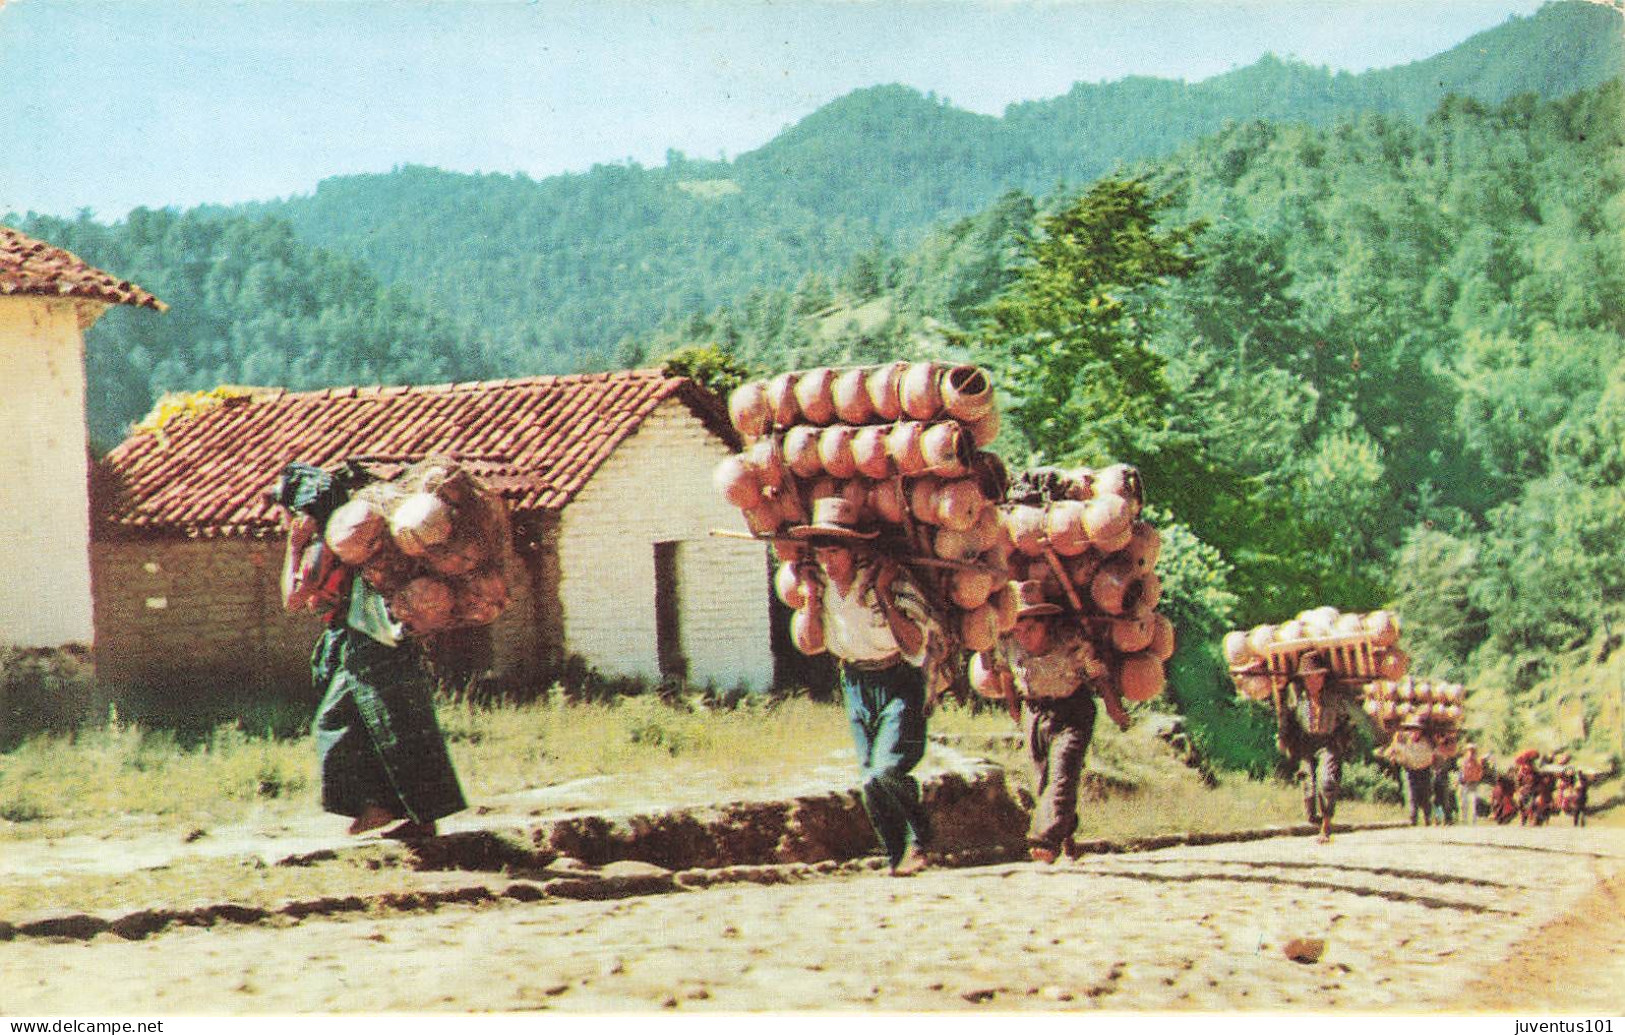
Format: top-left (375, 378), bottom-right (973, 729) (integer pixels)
top-left (0, 298), bottom-right (97, 647)
top-left (557, 398), bottom-right (772, 690)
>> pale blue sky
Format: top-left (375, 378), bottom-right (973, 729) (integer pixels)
top-left (0, 0), bottom-right (1550, 220)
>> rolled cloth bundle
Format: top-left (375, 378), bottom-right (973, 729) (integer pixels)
top-left (716, 363), bottom-right (1010, 658)
top-left (315, 457), bottom-right (512, 635)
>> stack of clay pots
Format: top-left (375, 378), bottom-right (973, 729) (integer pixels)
top-left (714, 361), bottom-right (1012, 655)
top-left (321, 458), bottom-right (511, 636)
top-left (969, 463), bottom-right (1174, 706)
top-left (1362, 679), bottom-right (1467, 737)
top-left (1224, 607), bottom-right (1408, 702)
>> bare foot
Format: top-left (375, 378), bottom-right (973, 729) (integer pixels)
top-left (1029, 846), bottom-right (1058, 865)
top-left (347, 804), bottom-right (399, 836)
top-left (890, 847), bottom-right (928, 877)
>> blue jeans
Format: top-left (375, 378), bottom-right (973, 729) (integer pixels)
top-left (841, 662), bottom-right (931, 867)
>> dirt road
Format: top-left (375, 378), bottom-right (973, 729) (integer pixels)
top-left (5, 822), bottom-right (1621, 1014)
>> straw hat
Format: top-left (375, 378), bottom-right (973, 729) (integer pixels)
top-left (1013, 579), bottom-right (1063, 619)
top-left (788, 497), bottom-right (880, 541)
top-left (1399, 715), bottom-right (1426, 730)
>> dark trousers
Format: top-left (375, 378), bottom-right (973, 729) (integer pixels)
top-left (1021, 692), bottom-right (1097, 851)
top-left (1403, 767), bottom-right (1434, 825)
top-left (840, 662), bottom-right (931, 867)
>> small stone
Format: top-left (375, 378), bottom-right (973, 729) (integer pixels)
top-left (961, 987), bottom-right (997, 1003)
top-left (1283, 937), bottom-right (1326, 964)
top-left (1040, 985), bottom-right (1075, 1002)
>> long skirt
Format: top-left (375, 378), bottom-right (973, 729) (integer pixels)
top-left (311, 625), bottom-right (467, 824)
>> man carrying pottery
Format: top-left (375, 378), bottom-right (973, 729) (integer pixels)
top-left (995, 580), bottom-right (1125, 864)
top-left (1379, 716), bottom-right (1437, 826)
top-left (1275, 649), bottom-right (1353, 843)
top-left (792, 497), bottom-right (947, 877)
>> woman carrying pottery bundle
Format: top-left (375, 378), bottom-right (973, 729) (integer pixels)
top-left (993, 581), bottom-right (1127, 864)
top-left (1275, 649), bottom-right (1354, 843)
top-left (272, 463), bottom-right (466, 841)
top-left (791, 497), bottom-right (948, 877)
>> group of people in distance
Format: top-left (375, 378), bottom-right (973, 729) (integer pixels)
top-left (1492, 748), bottom-right (1593, 827)
top-left (1379, 724), bottom-right (1593, 828)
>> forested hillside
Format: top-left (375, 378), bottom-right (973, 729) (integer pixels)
top-left (7, 1), bottom-right (1622, 763)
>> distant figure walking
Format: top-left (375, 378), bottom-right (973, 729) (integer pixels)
top-left (1457, 743), bottom-right (1487, 824)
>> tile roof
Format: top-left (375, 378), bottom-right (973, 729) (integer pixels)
top-left (95, 369), bottom-right (735, 539)
top-left (0, 226), bottom-right (166, 312)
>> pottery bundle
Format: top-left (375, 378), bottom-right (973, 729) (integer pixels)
top-left (1362, 679), bottom-right (1467, 737)
top-left (321, 457), bottom-right (512, 636)
top-left (1224, 607), bottom-right (1408, 703)
top-left (714, 361), bottom-right (1013, 656)
top-left (965, 464), bottom-right (1173, 707)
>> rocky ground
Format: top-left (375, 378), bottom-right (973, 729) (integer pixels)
top-left (3, 770), bottom-right (1621, 1015)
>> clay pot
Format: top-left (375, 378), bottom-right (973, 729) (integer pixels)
top-left (1004, 505), bottom-right (1048, 557)
top-left (1247, 624), bottom-right (1277, 655)
top-left (741, 499), bottom-right (782, 537)
top-left (809, 476), bottom-right (864, 510)
top-left (793, 367), bottom-right (838, 426)
top-left (940, 364), bottom-right (994, 423)
top-left (920, 421), bottom-right (972, 477)
top-left (886, 421), bottom-right (927, 476)
top-left (932, 527), bottom-right (977, 563)
top-left (765, 372), bottom-right (801, 429)
top-left (1136, 571), bottom-right (1161, 610)
top-left (775, 563), bottom-right (809, 609)
top-left (1083, 494), bottom-right (1132, 551)
top-left (817, 425), bottom-right (859, 479)
top-left (868, 480), bottom-right (908, 525)
top-left (866, 361), bottom-right (908, 421)
top-left (934, 479), bottom-right (986, 533)
top-left (713, 455), bottom-right (763, 510)
top-left (1095, 463), bottom-right (1143, 515)
top-left (968, 410), bottom-right (1001, 448)
top-left (960, 603), bottom-right (999, 653)
top-left (454, 569), bottom-right (509, 627)
top-left (1333, 611), bottom-right (1365, 637)
top-left (425, 535), bottom-right (486, 578)
top-left (773, 486), bottom-right (809, 525)
top-left (1117, 653), bottom-right (1164, 702)
top-left (969, 651), bottom-right (1005, 699)
top-left (950, 567), bottom-right (997, 610)
top-left (1149, 613), bottom-right (1176, 662)
top-left (900, 361), bottom-right (943, 420)
top-left (391, 492), bottom-right (455, 557)
top-left (1042, 501), bottom-right (1088, 556)
top-left (1111, 613), bottom-right (1156, 654)
top-left (360, 543), bottom-right (415, 596)
top-left (908, 477), bottom-right (943, 526)
top-left (783, 425), bottom-right (825, 479)
top-left (391, 575), bottom-right (455, 634)
top-left (791, 606), bottom-right (826, 656)
top-left (1223, 630), bottom-right (1254, 667)
top-left (1276, 620), bottom-right (1307, 644)
top-left (968, 506), bottom-right (1003, 555)
top-left (1065, 551), bottom-right (1101, 590)
top-left (1069, 466), bottom-right (1096, 500)
top-left (1377, 648), bottom-right (1411, 680)
top-left (832, 367), bottom-right (876, 424)
top-left (728, 381), bottom-right (771, 440)
top-left (745, 437), bottom-right (786, 492)
top-left (1237, 674), bottom-right (1273, 701)
top-left (991, 582), bottom-right (1019, 633)
top-left (1364, 610), bottom-right (1400, 647)
top-left (851, 425), bottom-right (893, 480)
top-left (326, 498), bottom-right (386, 566)
top-left (1089, 556), bottom-right (1138, 615)
top-left (1125, 521), bottom-right (1162, 572)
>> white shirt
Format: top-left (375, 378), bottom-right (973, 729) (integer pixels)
top-left (815, 561), bottom-right (930, 668)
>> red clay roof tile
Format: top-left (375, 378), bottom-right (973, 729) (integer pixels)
top-left (0, 226), bottom-right (166, 311)
top-left (96, 369), bottom-right (734, 539)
